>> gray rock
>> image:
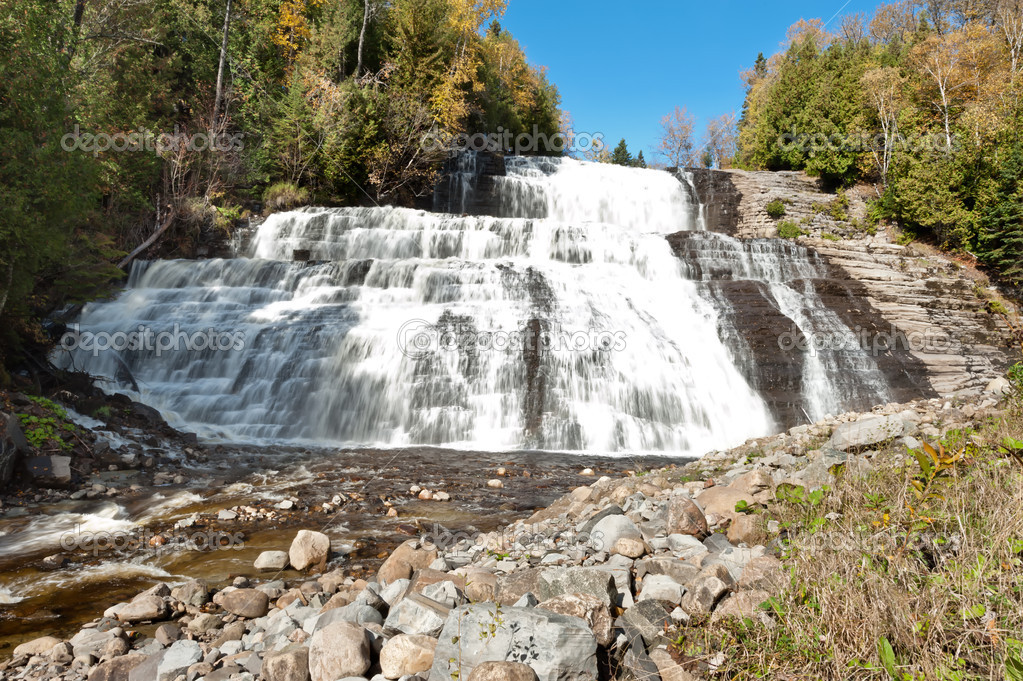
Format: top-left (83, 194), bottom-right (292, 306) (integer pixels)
top-left (535, 567), bottom-right (618, 609)
top-left (22, 455), bottom-right (72, 488)
top-left (71, 629), bottom-right (116, 659)
top-left (317, 603), bottom-right (385, 630)
top-left (537, 593), bottom-right (613, 647)
top-left (0, 412), bottom-right (28, 486)
top-left (13, 636), bottom-right (61, 657)
top-left (636, 557), bottom-right (701, 586)
top-left (128, 640), bottom-right (201, 681)
top-left (666, 495), bottom-right (708, 538)
top-left (429, 604), bottom-right (597, 681)
top-left (171, 580), bottom-right (209, 608)
top-left (678, 571), bottom-right (730, 615)
top-left (638, 574), bottom-right (685, 605)
top-left (617, 600), bottom-right (671, 651)
top-left (589, 515), bottom-right (641, 553)
top-left (154, 624), bottom-right (180, 647)
top-left (255, 551), bottom-right (291, 572)
top-left (308, 621), bottom-right (371, 681)
top-left (383, 592), bottom-right (449, 637)
top-left (829, 415), bottom-right (907, 451)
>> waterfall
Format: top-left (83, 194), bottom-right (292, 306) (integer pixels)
top-left (55, 154), bottom-right (893, 455)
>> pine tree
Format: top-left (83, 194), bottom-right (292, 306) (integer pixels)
top-left (611, 138), bottom-right (633, 166)
top-left (633, 150), bottom-right (646, 168)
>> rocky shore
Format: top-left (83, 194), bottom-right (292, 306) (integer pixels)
top-left (2, 376), bottom-right (1017, 681)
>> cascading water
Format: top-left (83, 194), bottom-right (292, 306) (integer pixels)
top-left (56, 154), bottom-right (893, 455)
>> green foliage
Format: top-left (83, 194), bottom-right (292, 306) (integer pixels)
top-left (610, 138), bottom-right (633, 166)
top-left (766, 199), bottom-right (787, 219)
top-left (263, 183), bottom-right (311, 212)
top-left (777, 220), bottom-right (807, 239)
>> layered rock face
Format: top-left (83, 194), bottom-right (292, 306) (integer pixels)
top-left (685, 167), bottom-right (1017, 401)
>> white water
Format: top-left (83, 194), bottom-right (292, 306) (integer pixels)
top-left (55, 155), bottom-right (893, 455)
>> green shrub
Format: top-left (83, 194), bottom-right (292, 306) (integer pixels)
top-left (766, 199), bottom-right (787, 219)
top-left (263, 183), bottom-right (310, 212)
top-left (821, 232), bottom-right (840, 241)
top-left (777, 220), bottom-right (806, 239)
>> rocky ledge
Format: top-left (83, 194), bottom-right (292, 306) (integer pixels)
top-left (1, 377), bottom-right (1017, 681)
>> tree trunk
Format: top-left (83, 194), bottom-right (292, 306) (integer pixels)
top-left (0, 261), bottom-right (14, 320)
top-left (118, 210), bottom-right (178, 270)
top-left (356, 0), bottom-right (370, 78)
top-left (213, 0), bottom-right (233, 126)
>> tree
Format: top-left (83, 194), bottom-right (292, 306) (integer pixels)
top-left (912, 30), bottom-right (971, 148)
top-left (870, 1), bottom-right (918, 45)
top-left (703, 112), bottom-right (737, 168)
top-left (862, 67), bottom-right (906, 185)
top-left (997, 0), bottom-right (1023, 73)
top-left (633, 150), bottom-right (646, 168)
top-left (657, 106), bottom-right (696, 168)
top-left (839, 13), bottom-right (869, 45)
top-left (610, 138), bottom-right (633, 166)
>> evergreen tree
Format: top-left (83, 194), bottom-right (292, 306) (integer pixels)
top-left (633, 150), bottom-right (647, 168)
top-left (611, 138), bottom-right (633, 166)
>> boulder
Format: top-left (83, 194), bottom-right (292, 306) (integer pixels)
top-left (638, 574), bottom-right (685, 605)
top-left (379, 634), bottom-right (437, 679)
top-left (535, 567), bottom-right (618, 609)
top-left (290, 530), bottom-right (331, 571)
top-left (617, 600), bottom-right (672, 651)
top-left (170, 579), bottom-right (209, 608)
top-left (13, 636), bottom-right (61, 657)
top-left (537, 593), bottom-right (613, 647)
top-left (308, 621), bottom-right (371, 681)
top-left (127, 640), bottom-right (201, 681)
top-left (666, 495), bottom-right (708, 538)
top-left (88, 655), bottom-right (146, 681)
top-left (255, 550), bottom-right (291, 572)
top-left (467, 661), bottom-right (540, 681)
top-left (220, 588), bottom-right (270, 618)
top-left (589, 515), bottom-right (642, 553)
top-left (679, 569), bottom-right (730, 615)
top-left (694, 488), bottom-right (752, 524)
top-left (828, 414), bottom-right (907, 451)
top-left (382, 592), bottom-right (449, 637)
top-left (649, 648), bottom-right (700, 681)
top-left (116, 595), bottom-right (168, 623)
top-left (429, 604), bottom-right (597, 681)
top-left (22, 455), bottom-right (73, 488)
top-left (0, 412), bottom-right (28, 486)
top-left (377, 541), bottom-right (438, 585)
top-left (263, 645), bottom-right (310, 681)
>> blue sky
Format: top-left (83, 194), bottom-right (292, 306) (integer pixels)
top-left (500, 0), bottom-right (882, 161)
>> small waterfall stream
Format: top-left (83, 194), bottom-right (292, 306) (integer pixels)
top-left (56, 154), bottom-right (893, 455)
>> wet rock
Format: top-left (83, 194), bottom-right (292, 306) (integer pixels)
top-left (308, 621), bottom-right (371, 681)
top-left (0, 412), bottom-right (28, 485)
top-left (263, 645), bottom-right (310, 681)
top-left (14, 636), bottom-right (61, 657)
top-left (431, 604), bottom-right (597, 681)
top-left (22, 455), bottom-right (73, 488)
top-left (466, 661), bottom-right (539, 681)
top-left (171, 579), bottom-right (210, 608)
top-left (378, 634), bottom-right (437, 679)
top-left (116, 595), bottom-right (168, 623)
top-left (221, 588), bottom-right (270, 618)
top-left (290, 530), bottom-right (331, 571)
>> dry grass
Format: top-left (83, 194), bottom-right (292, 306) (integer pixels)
top-left (671, 402), bottom-right (1023, 680)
